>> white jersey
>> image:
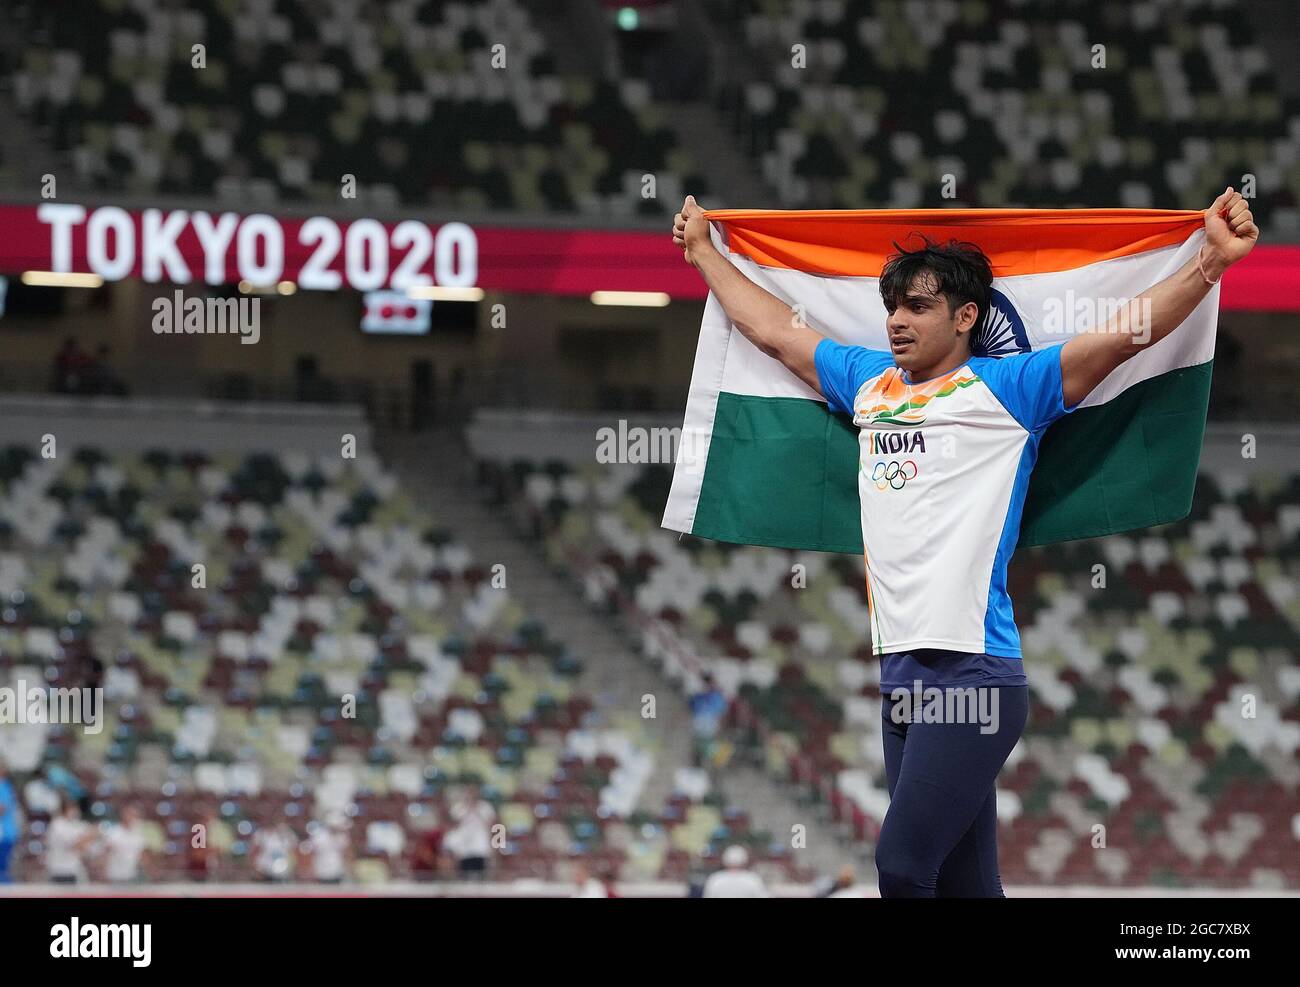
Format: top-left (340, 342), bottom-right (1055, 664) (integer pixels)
top-left (815, 339), bottom-right (1077, 673)
top-left (308, 829), bottom-right (349, 880)
top-left (46, 816), bottom-right (90, 880)
top-left (103, 822), bottom-right (147, 881)
top-left (446, 800), bottom-right (495, 860)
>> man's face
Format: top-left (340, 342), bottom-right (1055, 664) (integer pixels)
top-left (884, 271), bottom-right (977, 372)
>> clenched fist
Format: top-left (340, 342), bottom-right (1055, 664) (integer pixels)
top-left (1202, 186), bottom-right (1259, 280)
top-left (672, 194), bottom-right (711, 266)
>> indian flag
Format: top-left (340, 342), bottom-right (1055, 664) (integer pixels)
top-left (662, 208), bottom-right (1219, 552)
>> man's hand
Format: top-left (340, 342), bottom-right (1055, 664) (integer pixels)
top-left (672, 194), bottom-right (712, 265)
top-left (1202, 186), bottom-right (1259, 280)
top-left (671, 193), bottom-right (827, 396)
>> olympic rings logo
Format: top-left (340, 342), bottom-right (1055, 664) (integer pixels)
top-left (871, 460), bottom-right (918, 490)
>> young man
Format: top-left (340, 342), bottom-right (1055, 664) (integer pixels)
top-left (672, 190), bottom-right (1257, 897)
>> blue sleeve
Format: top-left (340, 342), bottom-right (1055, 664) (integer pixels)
top-left (813, 338), bottom-right (894, 415)
top-left (973, 344), bottom-right (1077, 432)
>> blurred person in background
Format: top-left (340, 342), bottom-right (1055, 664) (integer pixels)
top-left (688, 672), bottom-right (728, 769)
top-left (301, 813), bottom-right (352, 884)
top-left (444, 783), bottom-right (496, 880)
top-left (702, 844), bottom-right (769, 898)
top-left (99, 804), bottom-right (149, 883)
top-left (45, 800), bottom-right (95, 884)
top-left (569, 861), bottom-right (610, 898)
top-left (52, 337), bottom-right (89, 394)
top-left (0, 760), bottom-right (21, 883)
top-left (251, 816), bottom-right (297, 883)
top-left (409, 812), bottom-right (445, 882)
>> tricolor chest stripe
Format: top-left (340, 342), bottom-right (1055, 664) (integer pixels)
top-left (854, 368), bottom-right (983, 424)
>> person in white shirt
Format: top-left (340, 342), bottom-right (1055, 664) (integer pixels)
top-left (303, 814), bottom-right (352, 883)
top-left (445, 784), bottom-right (496, 879)
top-left (702, 845), bottom-right (770, 898)
top-left (570, 861), bottom-right (609, 898)
top-left (100, 804), bottom-right (149, 883)
top-left (251, 820), bottom-right (297, 882)
top-left (45, 801), bottom-right (95, 883)
top-left (673, 189), bottom-right (1259, 898)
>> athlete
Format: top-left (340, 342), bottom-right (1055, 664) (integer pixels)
top-left (672, 190), bottom-right (1257, 897)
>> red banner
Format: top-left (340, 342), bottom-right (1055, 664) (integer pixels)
top-left (0, 203), bottom-right (1293, 308)
top-left (1215, 244), bottom-right (1300, 311)
top-left (0, 202), bottom-right (705, 299)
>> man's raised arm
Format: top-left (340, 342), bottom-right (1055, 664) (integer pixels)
top-left (673, 195), bottom-right (826, 395)
top-left (1060, 187), bottom-right (1258, 408)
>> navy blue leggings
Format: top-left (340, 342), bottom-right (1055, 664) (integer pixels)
top-left (875, 686), bottom-right (1028, 898)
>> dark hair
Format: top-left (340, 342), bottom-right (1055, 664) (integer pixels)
top-left (879, 235), bottom-right (993, 351)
